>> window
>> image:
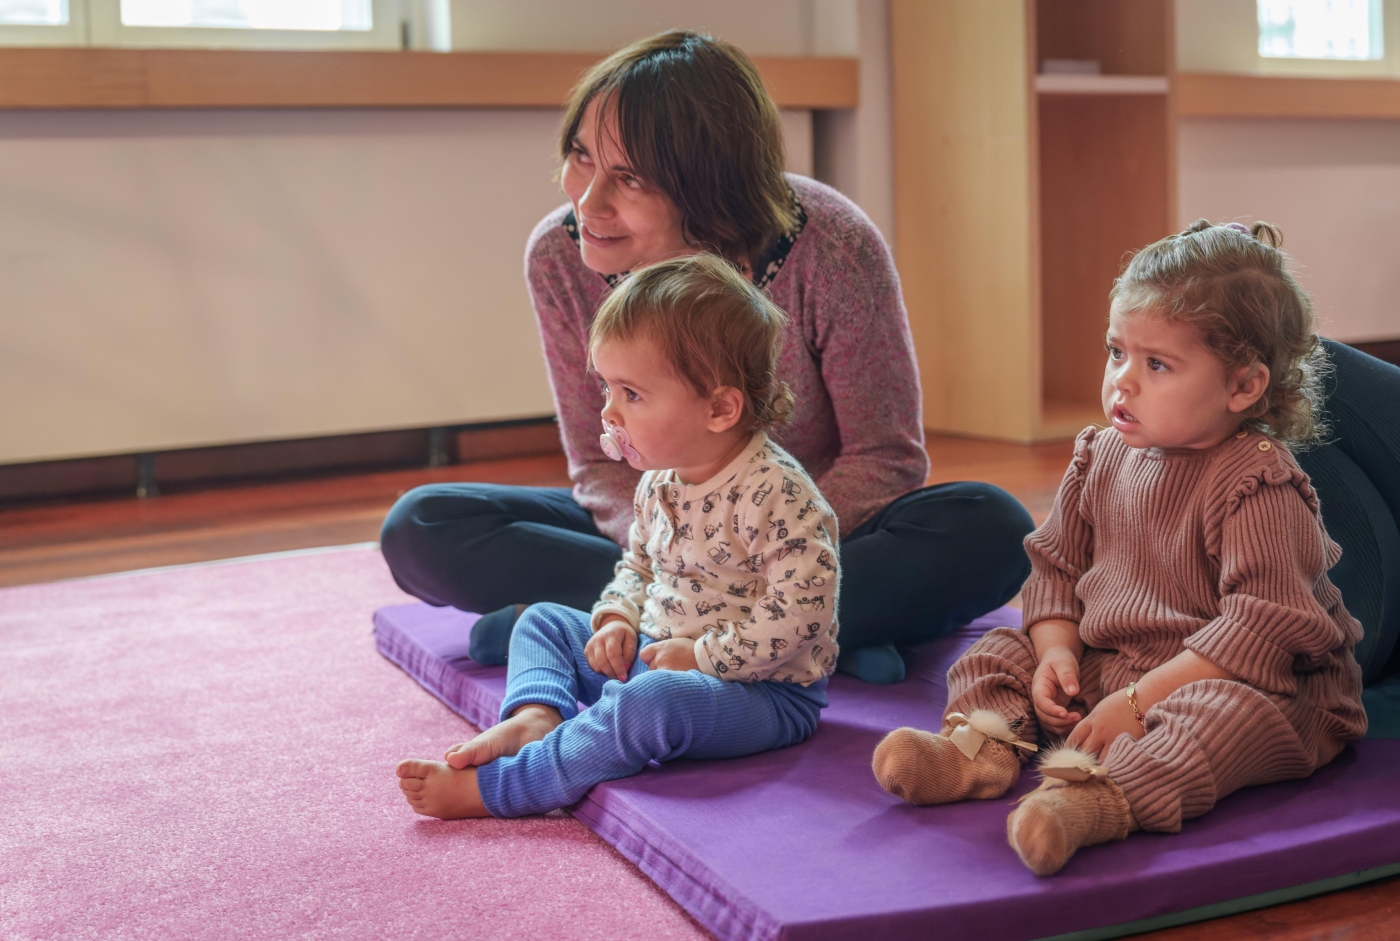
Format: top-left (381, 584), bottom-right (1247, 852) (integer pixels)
top-left (0, 0), bottom-right (67, 25)
top-left (119, 1), bottom-right (372, 32)
top-left (0, 0), bottom-right (85, 42)
top-left (0, 0), bottom-right (402, 48)
top-left (1259, 0), bottom-right (1384, 60)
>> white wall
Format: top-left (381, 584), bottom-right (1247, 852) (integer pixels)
top-left (1175, 0), bottom-right (1400, 343)
top-left (0, 0), bottom-right (895, 466)
top-left (1179, 119), bottom-right (1400, 343)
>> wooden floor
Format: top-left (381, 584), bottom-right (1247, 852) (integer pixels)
top-left (1, 433), bottom-right (1395, 939)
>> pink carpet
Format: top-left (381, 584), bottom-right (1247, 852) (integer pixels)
top-left (0, 546), bottom-right (709, 941)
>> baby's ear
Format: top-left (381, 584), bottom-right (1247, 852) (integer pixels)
top-left (1227, 362), bottom-right (1270, 414)
top-left (708, 386), bottom-right (746, 432)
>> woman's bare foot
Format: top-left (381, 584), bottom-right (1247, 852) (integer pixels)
top-left (443, 704), bottom-right (564, 769)
top-left (396, 759), bottom-right (489, 819)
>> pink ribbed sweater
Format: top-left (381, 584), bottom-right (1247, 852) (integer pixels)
top-left (524, 175), bottom-right (930, 546)
top-left (946, 426), bottom-right (1367, 831)
top-left (1022, 426), bottom-right (1366, 716)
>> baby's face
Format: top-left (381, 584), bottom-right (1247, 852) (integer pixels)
top-left (1101, 305), bottom-right (1246, 450)
top-left (592, 334), bottom-right (730, 472)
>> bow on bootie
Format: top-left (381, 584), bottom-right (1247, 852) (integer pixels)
top-left (599, 420), bottom-right (641, 463)
top-left (946, 711), bottom-right (1039, 762)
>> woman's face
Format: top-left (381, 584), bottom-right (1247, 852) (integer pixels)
top-left (561, 97), bottom-right (695, 276)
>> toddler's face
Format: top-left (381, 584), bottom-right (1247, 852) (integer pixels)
top-left (592, 334), bottom-right (735, 473)
top-left (1101, 305), bottom-right (1252, 450)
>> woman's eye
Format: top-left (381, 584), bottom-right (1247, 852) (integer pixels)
top-left (620, 174), bottom-right (642, 190)
top-left (570, 144), bottom-right (592, 164)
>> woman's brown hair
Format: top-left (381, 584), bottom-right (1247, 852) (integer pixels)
top-left (588, 253), bottom-right (795, 432)
top-left (559, 30), bottom-right (796, 266)
top-left (1113, 219), bottom-right (1330, 447)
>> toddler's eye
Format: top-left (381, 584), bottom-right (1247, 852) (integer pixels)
top-left (1148, 358), bottom-right (1168, 372)
top-left (1106, 344), bottom-right (1123, 360)
top-left (625, 387), bottom-right (640, 402)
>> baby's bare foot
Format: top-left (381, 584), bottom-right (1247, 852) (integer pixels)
top-left (396, 759), bottom-right (489, 819)
top-left (444, 704), bottom-right (563, 769)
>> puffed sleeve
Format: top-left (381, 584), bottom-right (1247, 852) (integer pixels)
top-left (1185, 463), bottom-right (1361, 695)
top-left (1019, 426), bottom-right (1097, 628)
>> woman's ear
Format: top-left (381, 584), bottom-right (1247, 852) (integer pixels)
top-left (707, 386), bottom-right (746, 433)
top-left (1227, 362), bottom-right (1271, 415)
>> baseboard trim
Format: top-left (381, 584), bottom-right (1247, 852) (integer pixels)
top-left (0, 417), bottom-right (560, 505)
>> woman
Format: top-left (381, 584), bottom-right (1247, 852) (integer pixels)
top-left (380, 30), bottom-right (1035, 684)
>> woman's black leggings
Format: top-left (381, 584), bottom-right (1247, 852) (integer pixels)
top-left (379, 480), bottom-right (1035, 655)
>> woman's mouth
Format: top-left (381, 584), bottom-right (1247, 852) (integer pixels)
top-left (580, 223), bottom-right (625, 248)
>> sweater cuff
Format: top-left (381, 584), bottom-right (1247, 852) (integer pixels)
top-left (1019, 577), bottom-right (1083, 631)
top-left (693, 635), bottom-right (722, 678)
top-left (590, 604), bottom-right (639, 633)
top-left (1184, 617), bottom-right (1295, 694)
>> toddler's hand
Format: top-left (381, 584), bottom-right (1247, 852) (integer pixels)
top-left (1032, 646), bottom-right (1083, 737)
top-left (1067, 688), bottom-right (1145, 760)
top-left (586, 619), bottom-right (637, 681)
top-left (639, 637), bottom-right (699, 673)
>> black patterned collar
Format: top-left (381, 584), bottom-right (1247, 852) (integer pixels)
top-left (561, 186), bottom-right (807, 291)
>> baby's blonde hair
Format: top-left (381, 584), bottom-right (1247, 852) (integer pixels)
top-left (588, 253), bottom-right (795, 432)
top-left (1112, 219), bottom-right (1329, 447)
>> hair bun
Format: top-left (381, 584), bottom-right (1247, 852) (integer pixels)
top-left (1250, 221), bottom-right (1284, 248)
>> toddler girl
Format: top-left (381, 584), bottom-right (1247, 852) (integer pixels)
top-left (872, 220), bottom-right (1367, 875)
top-left (397, 253), bottom-right (841, 818)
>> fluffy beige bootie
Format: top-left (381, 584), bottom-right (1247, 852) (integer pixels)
top-left (872, 710), bottom-right (1026, 805)
top-left (1006, 745), bottom-right (1137, 876)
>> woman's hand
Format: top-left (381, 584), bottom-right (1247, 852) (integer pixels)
top-left (1031, 646), bottom-right (1084, 737)
top-left (1067, 689), bottom-right (1145, 760)
top-left (639, 637), bottom-right (699, 673)
top-left (586, 619), bottom-right (637, 681)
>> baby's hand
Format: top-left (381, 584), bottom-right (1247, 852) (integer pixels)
top-left (638, 637), bottom-right (699, 673)
top-left (586, 619), bottom-right (637, 681)
top-left (1067, 688), bottom-right (1145, 760)
top-left (1031, 646), bottom-right (1083, 737)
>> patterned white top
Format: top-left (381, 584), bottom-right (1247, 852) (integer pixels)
top-left (590, 433), bottom-right (841, 685)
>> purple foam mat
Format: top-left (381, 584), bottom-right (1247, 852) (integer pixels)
top-left (374, 604), bottom-right (1400, 941)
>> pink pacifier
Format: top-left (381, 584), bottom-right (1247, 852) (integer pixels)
top-left (600, 419), bottom-right (641, 463)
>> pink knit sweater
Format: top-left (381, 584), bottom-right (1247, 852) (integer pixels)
top-left (524, 174), bottom-right (930, 546)
top-left (1022, 426), bottom-right (1367, 745)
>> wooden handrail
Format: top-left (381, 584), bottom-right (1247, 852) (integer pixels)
top-left (1178, 71), bottom-right (1400, 119)
top-left (0, 47), bottom-right (858, 109)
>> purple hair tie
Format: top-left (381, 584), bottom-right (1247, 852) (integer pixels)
top-left (1224, 222), bottom-right (1251, 234)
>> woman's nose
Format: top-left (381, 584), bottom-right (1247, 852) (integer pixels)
top-left (578, 172), bottom-right (614, 218)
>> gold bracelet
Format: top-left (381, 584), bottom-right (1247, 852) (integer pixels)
top-left (1126, 682), bottom-right (1146, 728)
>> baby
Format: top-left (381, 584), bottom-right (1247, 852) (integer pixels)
top-left (872, 220), bottom-right (1368, 874)
top-left (397, 253), bottom-right (841, 818)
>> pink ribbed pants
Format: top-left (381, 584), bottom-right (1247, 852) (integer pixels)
top-left (945, 628), bottom-right (1338, 832)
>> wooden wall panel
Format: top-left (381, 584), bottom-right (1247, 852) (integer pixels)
top-left (891, 0), bottom-right (1040, 442)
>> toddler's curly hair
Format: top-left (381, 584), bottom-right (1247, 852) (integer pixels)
top-left (588, 253), bottom-right (795, 432)
top-left (1112, 219), bottom-right (1330, 447)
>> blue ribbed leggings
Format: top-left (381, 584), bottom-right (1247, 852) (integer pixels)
top-left (475, 602), bottom-right (828, 818)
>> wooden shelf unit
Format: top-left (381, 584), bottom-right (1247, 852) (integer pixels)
top-left (892, 0), bottom-right (1176, 442)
